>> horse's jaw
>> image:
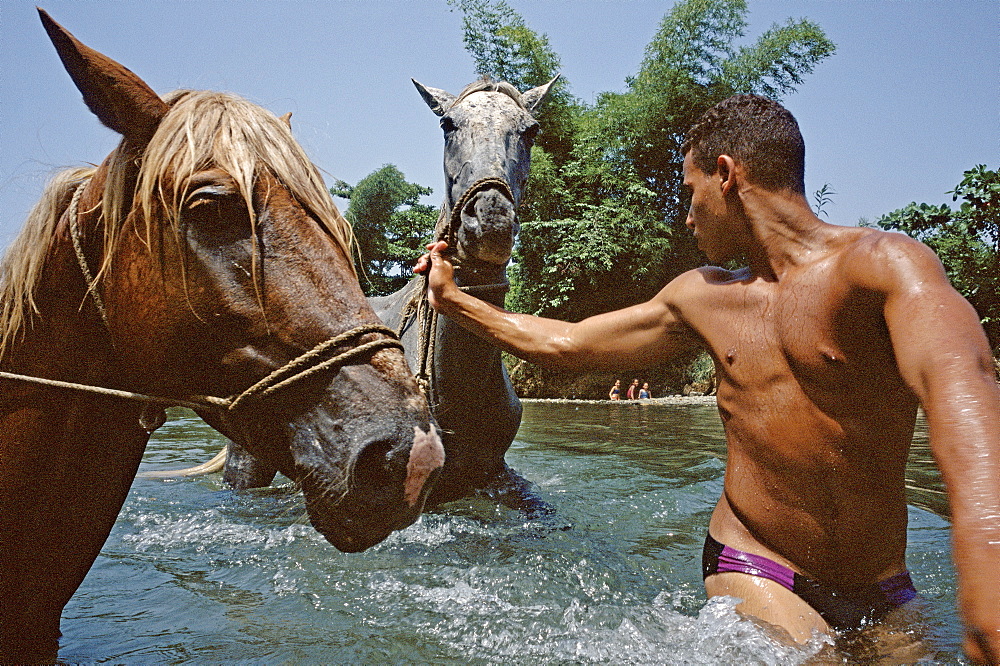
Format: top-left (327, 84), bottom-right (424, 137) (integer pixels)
top-left (288, 411), bottom-right (444, 553)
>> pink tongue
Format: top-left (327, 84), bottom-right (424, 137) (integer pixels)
top-left (404, 426), bottom-right (445, 507)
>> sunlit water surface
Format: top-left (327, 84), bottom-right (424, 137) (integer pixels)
top-left (60, 402), bottom-right (964, 664)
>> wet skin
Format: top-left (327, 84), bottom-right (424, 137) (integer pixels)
top-left (417, 151), bottom-right (1000, 661)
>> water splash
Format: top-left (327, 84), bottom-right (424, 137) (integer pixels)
top-left (122, 508), bottom-right (320, 553)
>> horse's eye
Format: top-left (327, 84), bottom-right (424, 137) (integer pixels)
top-left (440, 116), bottom-right (458, 134)
top-left (186, 185), bottom-right (233, 207)
top-left (184, 185), bottom-right (246, 220)
top-left (524, 122), bottom-right (541, 141)
top-left (183, 184), bottom-right (250, 237)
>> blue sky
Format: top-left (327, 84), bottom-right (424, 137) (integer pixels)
top-left (2, 0), bottom-right (997, 252)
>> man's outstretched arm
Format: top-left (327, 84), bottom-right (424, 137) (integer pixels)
top-left (416, 241), bottom-right (699, 372)
top-left (872, 235), bottom-right (1000, 665)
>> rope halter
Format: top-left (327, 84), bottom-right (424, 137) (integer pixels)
top-left (400, 177), bottom-right (516, 405)
top-left (0, 181), bottom-right (405, 415)
top-left (0, 324), bottom-right (403, 414)
top-left (435, 176), bottom-right (515, 250)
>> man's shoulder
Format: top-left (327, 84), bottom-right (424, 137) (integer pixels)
top-left (677, 265), bottom-right (750, 287)
top-left (833, 227), bottom-right (948, 292)
top-left (838, 226), bottom-right (927, 257)
top-left (654, 265), bottom-right (749, 315)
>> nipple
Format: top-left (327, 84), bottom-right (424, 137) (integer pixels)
top-left (820, 349), bottom-right (842, 363)
top-left (725, 348), bottom-right (736, 364)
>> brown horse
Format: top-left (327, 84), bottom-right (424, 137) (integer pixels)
top-left (0, 10), bottom-right (442, 661)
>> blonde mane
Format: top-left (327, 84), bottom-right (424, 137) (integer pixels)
top-left (0, 89), bottom-right (354, 359)
top-left (0, 166), bottom-right (95, 358)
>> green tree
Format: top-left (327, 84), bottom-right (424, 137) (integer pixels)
top-left (873, 165), bottom-right (1000, 350)
top-left (449, 0), bottom-right (579, 166)
top-left (581, 0), bottom-right (835, 296)
top-left (455, 0), bottom-right (835, 321)
top-left (331, 165), bottom-right (437, 296)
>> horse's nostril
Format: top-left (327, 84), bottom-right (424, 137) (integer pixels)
top-left (463, 198), bottom-right (479, 220)
top-left (351, 439), bottom-right (397, 486)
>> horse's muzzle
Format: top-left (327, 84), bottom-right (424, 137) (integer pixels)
top-left (298, 423), bottom-right (443, 552)
top-left (458, 188), bottom-right (518, 265)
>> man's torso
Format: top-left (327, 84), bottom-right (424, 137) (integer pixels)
top-left (674, 228), bottom-right (919, 590)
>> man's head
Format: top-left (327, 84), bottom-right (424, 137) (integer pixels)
top-left (682, 95), bottom-right (805, 194)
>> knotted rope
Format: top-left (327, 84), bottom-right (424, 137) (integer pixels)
top-left (0, 324), bottom-right (402, 413)
top-left (67, 177), bottom-right (111, 330)
top-left (402, 177), bottom-right (514, 405)
top-left (434, 176), bottom-right (513, 248)
top-left (225, 324), bottom-right (402, 413)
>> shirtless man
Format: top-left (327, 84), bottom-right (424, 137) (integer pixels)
top-left (416, 95), bottom-right (1000, 662)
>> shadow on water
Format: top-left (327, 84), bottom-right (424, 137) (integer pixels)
top-left (58, 403), bottom-right (966, 664)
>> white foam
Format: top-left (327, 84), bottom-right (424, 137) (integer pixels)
top-left (122, 509), bottom-right (320, 553)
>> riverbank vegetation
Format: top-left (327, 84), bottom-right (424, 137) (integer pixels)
top-left (869, 165), bottom-right (1000, 353)
top-left (334, 0), bottom-right (998, 397)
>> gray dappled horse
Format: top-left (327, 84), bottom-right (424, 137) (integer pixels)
top-left (222, 76), bottom-right (558, 511)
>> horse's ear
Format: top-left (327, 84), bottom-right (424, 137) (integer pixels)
top-left (522, 74), bottom-right (561, 116)
top-left (280, 112), bottom-right (293, 129)
top-left (38, 8), bottom-right (168, 145)
top-left (412, 79), bottom-right (456, 117)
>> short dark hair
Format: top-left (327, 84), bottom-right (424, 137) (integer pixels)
top-left (681, 95), bottom-right (805, 193)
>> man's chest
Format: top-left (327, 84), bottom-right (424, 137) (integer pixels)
top-left (691, 274), bottom-right (896, 393)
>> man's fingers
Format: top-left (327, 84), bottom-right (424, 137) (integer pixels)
top-left (414, 241), bottom-right (451, 274)
top-left (413, 253), bottom-right (429, 273)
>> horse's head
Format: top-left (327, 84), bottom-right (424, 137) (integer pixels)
top-left (413, 76), bottom-right (557, 276)
top-left (38, 10), bottom-right (442, 552)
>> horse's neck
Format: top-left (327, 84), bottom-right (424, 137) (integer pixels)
top-left (2, 229), bottom-right (118, 391)
top-left (433, 263), bottom-right (510, 378)
top-left (1, 300), bottom-right (148, 652)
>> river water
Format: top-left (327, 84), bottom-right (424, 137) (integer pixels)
top-left (59, 401), bottom-right (966, 664)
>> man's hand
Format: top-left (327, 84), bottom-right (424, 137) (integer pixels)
top-left (962, 595), bottom-right (1000, 665)
top-left (413, 241), bottom-right (459, 314)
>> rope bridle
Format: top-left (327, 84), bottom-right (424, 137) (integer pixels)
top-left (401, 176), bottom-right (515, 405)
top-left (0, 179), bottom-right (403, 415)
top-left (434, 176), bottom-right (513, 249)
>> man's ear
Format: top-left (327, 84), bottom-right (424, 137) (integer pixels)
top-left (717, 155), bottom-right (737, 195)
